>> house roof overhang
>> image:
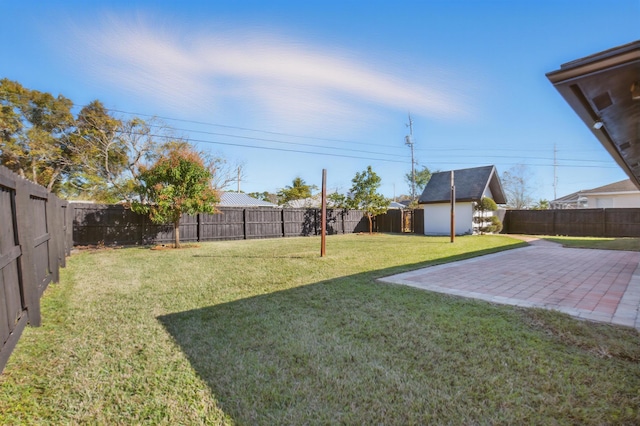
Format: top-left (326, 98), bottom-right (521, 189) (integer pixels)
top-left (546, 41), bottom-right (640, 189)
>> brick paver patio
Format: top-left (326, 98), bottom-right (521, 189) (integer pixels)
top-left (379, 238), bottom-right (640, 329)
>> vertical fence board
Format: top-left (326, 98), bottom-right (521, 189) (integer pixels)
top-left (414, 209), bottom-right (425, 235)
top-left (31, 195), bottom-right (52, 294)
top-left (14, 178), bottom-right (41, 327)
top-left (0, 185), bottom-right (21, 347)
top-left (0, 166), bottom-right (70, 373)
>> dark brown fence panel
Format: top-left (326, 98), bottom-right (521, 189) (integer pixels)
top-left (372, 209), bottom-right (424, 234)
top-left (0, 166), bottom-right (70, 372)
top-left (200, 208), bottom-right (245, 240)
top-left (0, 180), bottom-right (24, 369)
top-left (178, 214), bottom-right (198, 243)
top-left (375, 209), bottom-right (403, 233)
top-left (73, 203), bottom-right (142, 245)
top-left (503, 208), bottom-right (640, 237)
top-left (31, 193), bottom-right (53, 295)
top-left (245, 208), bottom-right (283, 239)
top-left (72, 203), bottom-right (195, 246)
top-left (413, 209), bottom-right (424, 235)
top-left (503, 210), bottom-right (555, 235)
top-left (605, 209), bottom-right (640, 237)
top-left (325, 209), bottom-right (341, 235)
top-left (341, 210), bottom-right (368, 233)
top-left (284, 209), bottom-right (318, 237)
top-left (64, 203), bottom-right (73, 256)
top-left (554, 209), bottom-right (605, 237)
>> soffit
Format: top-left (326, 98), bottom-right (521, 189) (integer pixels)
top-left (547, 41), bottom-right (640, 189)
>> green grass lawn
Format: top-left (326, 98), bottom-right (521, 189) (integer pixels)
top-left (544, 236), bottom-right (640, 251)
top-left (1, 234), bottom-right (639, 424)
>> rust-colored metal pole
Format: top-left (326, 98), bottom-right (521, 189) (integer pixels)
top-left (321, 169), bottom-right (327, 257)
top-left (450, 170), bottom-right (455, 243)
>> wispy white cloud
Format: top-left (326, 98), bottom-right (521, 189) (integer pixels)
top-left (64, 15), bottom-right (475, 133)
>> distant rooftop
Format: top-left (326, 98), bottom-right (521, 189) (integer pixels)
top-left (219, 192), bottom-right (279, 207)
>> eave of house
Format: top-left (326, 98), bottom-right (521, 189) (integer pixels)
top-left (546, 41), bottom-right (640, 190)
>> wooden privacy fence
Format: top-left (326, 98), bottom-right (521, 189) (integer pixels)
top-left (503, 208), bottom-right (640, 237)
top-left (73, 204), bottom-right (426, 246)
top-left (0, 166), bottom-right (71, 372)
top-left (72, 204), bottom-right (376, 246)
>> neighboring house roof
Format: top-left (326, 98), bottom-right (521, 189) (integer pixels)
top-left (284, 194), bottom-right (340, 208)
top-left (389, 201), bottom-right (406, 209)
top-left (418, 165), bottom-right (506, 204)
top-left (219, 192), bottom-right (279, 207)
top-left (551, 179), bottom-right (640, 208)
top-left (580, 179), bottom-right (639, 195)
top-left (550, 190), bottom-right (581, 205)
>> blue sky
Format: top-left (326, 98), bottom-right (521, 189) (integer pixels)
top-left (2, 0), bottom-right (639, 201)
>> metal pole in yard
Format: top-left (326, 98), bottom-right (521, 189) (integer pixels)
top-left (321, 169), bottom-right (327, 257)
top-left (450, 170), bottom-right (455, 243)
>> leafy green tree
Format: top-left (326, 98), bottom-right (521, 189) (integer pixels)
top-left (277, 177), bottom-right (317, 205)
top-left (248, 191), bottom-right (279, 204)
top-left (346, 166), bottom-right (390, 234)
top-left (327, 192), bottom-right (349, 208)
top-left (405, 165), bottom-right (432, 197)
top-left (132, 142), bottom-right (219, 248)
top-left (0, 78), bottom-right (76, 191)
top-left (532, 199), bottom-right (550, 210)
top-left (61, 101), bottom-right (127, 201)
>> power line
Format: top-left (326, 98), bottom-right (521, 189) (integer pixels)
top-left (143, 124), bottom-right (411, 159)
top-left (138, 131), bottom-right (410, 164)
top-left (107, 107), bottom-right (400, 149)
top-left (9, 96), bottom-right (618, 169)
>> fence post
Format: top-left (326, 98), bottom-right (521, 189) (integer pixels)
top-left (243, 209), bottom-right (247, 240)
top-left (14, 179), bottom-right (41, 326)
top-left (46, 194), bottom-right (59, 284)
top-left (196, 213), bottom-right (202, 242)
top-left (282, 208), bottom-right (286, 238)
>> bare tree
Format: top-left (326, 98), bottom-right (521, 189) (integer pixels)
top-left (501, 164), bottom-right (535, 209)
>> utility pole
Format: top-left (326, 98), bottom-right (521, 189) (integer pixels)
top-left (237, 166), bottom-right (241, 192)
top-left (405, 113), bottom-right (416, 201)
top-left (553, 144), bottom-right (558, 200)
top-left (321, 169), bottom-right (327, 257)
top-left (450, 170), bottom-right (455, 243)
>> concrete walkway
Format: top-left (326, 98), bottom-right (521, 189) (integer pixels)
top-left (379, 238), bottom-right (640, 329)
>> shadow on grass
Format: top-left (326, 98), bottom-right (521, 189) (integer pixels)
top-left (156, 260), bottom-right (487, 424)
top-left (159, 243), bottom-right (636, 424)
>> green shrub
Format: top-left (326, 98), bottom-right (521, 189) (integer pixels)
top-left (474, 197), bottom-right (502, 234)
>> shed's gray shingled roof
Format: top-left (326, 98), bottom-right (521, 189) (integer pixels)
top-left (219, 192), bottom-right (279, 207)
top-left (418, 165), bottom-right (506, 204)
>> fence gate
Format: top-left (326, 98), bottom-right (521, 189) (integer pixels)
top-left (402, 209), bottom-right (414, 233)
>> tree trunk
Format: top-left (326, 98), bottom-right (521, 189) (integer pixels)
top-left (174, 219), bottom-right (181, 248)
top-left (368, 213), bottom-right (373, 235)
